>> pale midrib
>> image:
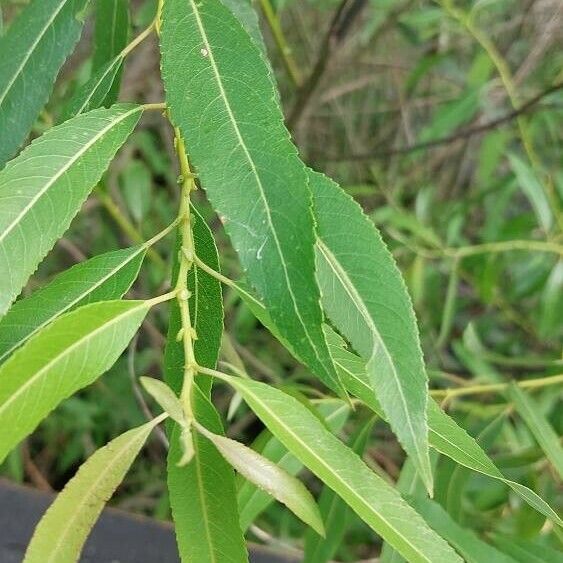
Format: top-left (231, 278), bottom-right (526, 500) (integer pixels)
top-left (43, 426), bottom-right (152, 563)
top-left (77, 58), bottom-right (121, 114)
top-left (187, 1), bottom-right (333, 384)
top-left (316, 240), bottom-right (426, 470)
top-left (0, 302), bottom-right (146, 416)
top-left (240, 385), bottom-right (435, 563)
top-left (0, 0), bottom-right (69, 107)
top-left (0, 247), bottom-right (143, 362)
top-left (0, 106), bottom-right (141, 245)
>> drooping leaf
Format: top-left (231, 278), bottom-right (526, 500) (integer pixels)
top-left (310, 169), bottom-right (432, 493)
top-left (0, 104), bottom-right (144, 317)
top-left (237, 401), bottom-right (349, 530)
top-left (164, 209), bottom-right (246, 561)
top-left (304, 417), bottom-right (374, 563)
top-left (160, 0), bottom-right (345, 397)
top-left (0, 0), bottom-right (89, 166)
top-left (508, 383), bottom-right (563, 480)
top-left (326, 327), bottom-right (563, 526)
top-left (0, 246), bottom-right (145, 363)
top-left (92, 0), bottom-right (129, 105)
top-left (24, 416), bottom-right (164, 563)
top-left (196, 423), bottom-right (325, 536)
top-left (140, 377), bottom-right (185, 425)
top-left (221, 374), bottom-right (462, 562)
top-left (62, 57), bottom-right (123, 119)
top-left (0, 300), bottom-right (150, 463)
top-left (409, 497), bottom-right (516, 563)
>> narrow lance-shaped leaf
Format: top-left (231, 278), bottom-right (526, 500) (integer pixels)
top-left (92, 0), bottom-right (129, 105)
top-left (164, 209), bottom-right (247, 562)
top-left (0, 246), bottom-right (146, 363)
top-left (237, 401), bottom-right (350, 530)
top-left (304, 417), bottom-right (375, 563)
top-left (508, 383), bottom-right (563, 480)
top-left (0, 104), bottom-right (144, 317)
top-left (326, 327), bottom-right (563, 527)
top-left (491, 534), bottom-right (563, 563)
top-left (160, 0), bottom-right (345, 397)
top-left (310, 169), bottom-right (432, 493)
top-left (196, 422), bottom-right (325, 536)
top-left (0, 299), bottom-right (150, 463)
top-left (24, 416), bottom-right (165, 563)
top-left (0, 0), bottom-right (89, 166)
top-left (220, 374), bottom-right (462, 563)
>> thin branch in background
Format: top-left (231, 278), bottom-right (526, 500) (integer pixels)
top-left (318, 81), bottom-right (563, 162)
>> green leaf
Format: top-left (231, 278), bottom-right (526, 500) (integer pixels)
top-left (160, 0), bottom-right (345, 397)
top-left (304, 417), bottom-right (374, 563)
top-left (62, 57), bottom-right (123, 119)
top-left (164, 209), bottom-right (246, 561)
top-left (0, 104), bottom-right (143, 317)
top-left (92, 0), bottom-right (129, 105)
top-left (0, 246), bottom-right (145, 363)
top-left (220, 0), bottom-right (266, 53)
top-left (140, 377), bottom-right (185, 425)
top-left (0, 0), bottom-right (89, 166)
top-left (508, 153), bottom-right (553, 232)
top-left (327, 327), bottom-right (563, 526)
top-left (167, 390), bottom-right (248, 562)
top-left (409, 497), bottom-right (517, 563)
top-left (0, 299), bottom-right (149, 463)
top-left (121, 159), bottom-right (152, 223)
top-left (196, 422), bottom-right (325, 536)
top-left (491, 534), bottom-right (563, 563)
top-left (222, 375), bottom-right (462, 563)
top-left (508, 383), bottom-right (563, 480)
top-left (24, 416), bottom-right (164, 563)
top-left (310, 170), bottom-right (432, 493)
top-left (237, 401), bottom-right (349, 530)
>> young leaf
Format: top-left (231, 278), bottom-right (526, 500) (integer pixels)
top-left (221, 375), bottom-right (462, 563)
top-left (0, 300), bottom-right (150, 463)
top-left (325, 328), bottom-right (563, 527)
top-left (24, 416), bottom-right (165, 563)
top-left (0, 104), bottom-right (143, 316)
top-left (508, 383), bottom-right (563, 480)
top-left (0, 0), bottom-right (89, 166)
top-left (164, 209), bottom-right (247, 561)
top-left (237, 401), bottom-right (349, 530)
top-left (140, 377), bottom-right (185, 425)
top-left (304, 417), bottom-right (375, 563)
top-left (409, 497), bottom-right (516, 563)
top-left (310, 169), bottom-right (432, 493)
top-left (0, 246), bottom-right (145, 363)
top-left (160, 0), bottom-right (345, 397)
top-left (92, 0), bottom-right (129, 105)
top-left (196, 422), bottom-right (325, 536)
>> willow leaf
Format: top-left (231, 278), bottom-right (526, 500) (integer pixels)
top-left (160, 0), bottom-right (344, 397)
top-left (0, 246), bottom-right (145, 363)
top-left (0, 104), bottom-right (143, 317)
top-left (310, 169), bottom-right (432, 493)
top-left (237, 401), bottom-right (349, 530)
top-left (223, 375), bottom-right (461, 563)
top-left (0, 300), bottom-right (149, 463)
top-left (491, 534), bottom-right (563, 563)
top-left (92, 0), bottom-right (129, 105)
top-left (0, 0), bottom-right (89, 166)
top-left (24, 416), bottom-right (164, 563)
top-left (327, 327), bottom-right (563, 526)
top-left (197, 424), bottom-right (324, 536)
top-left (164, 209), bottom-right (246, 562)
top-left (508, 383), bottom-right (563, 480)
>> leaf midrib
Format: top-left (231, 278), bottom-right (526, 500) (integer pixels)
top-left (0, 246), bottom-right (144, 362)
top-left (0, 301), bottom-right (146, 416)
top-left (238, 382), bottom-right (435, 563)
top-left (316, 239), bottom-right (426, 470)
top-left (0, 105), bottom-right (142, 245)
top-left (0, 0), bottom-right (69, 107)
top-left (186, 0), bottom-right (333, 384)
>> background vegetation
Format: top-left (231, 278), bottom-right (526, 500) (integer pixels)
top-left (1, 0), bottom-right (562, 559)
